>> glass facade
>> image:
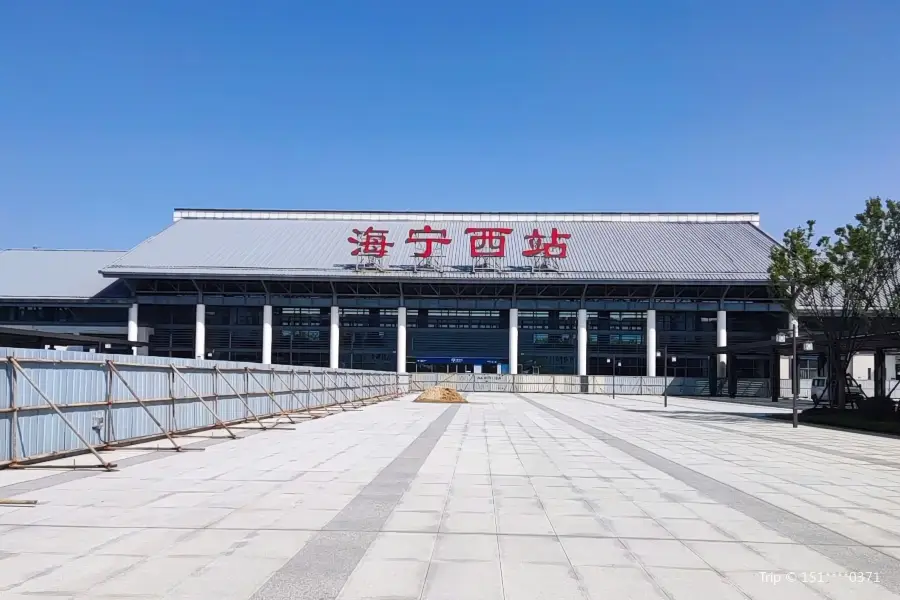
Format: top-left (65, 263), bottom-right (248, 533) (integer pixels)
top-left (338, 308), bottom-right (397, 371)
top-left (273, 307), bottom-right (330, 367)
top-left (519, 310), bottom-right (576, 374)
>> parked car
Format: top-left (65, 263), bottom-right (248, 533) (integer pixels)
top-left (811, 377), bottom-right (864, 408)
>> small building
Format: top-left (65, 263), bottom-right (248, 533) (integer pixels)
top-left (1, 209), bottom-right (802, 379)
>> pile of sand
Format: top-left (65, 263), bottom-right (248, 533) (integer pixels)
top-left (414, 386), bottom-right (468, 404)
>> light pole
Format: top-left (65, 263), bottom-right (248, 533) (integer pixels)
top-left (777, 324), bottom-right (812, 429)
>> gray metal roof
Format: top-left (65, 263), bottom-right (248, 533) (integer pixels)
top-left (102, 212), bottom-right (776, 283)
top-left (0, 249), bottom-right (127, 299)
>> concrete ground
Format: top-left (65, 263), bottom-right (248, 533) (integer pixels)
top-left (2, 393), bottom-right (900, 599)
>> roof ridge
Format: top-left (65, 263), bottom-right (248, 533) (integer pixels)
top-left (1, 248), bottom-right (126, 253)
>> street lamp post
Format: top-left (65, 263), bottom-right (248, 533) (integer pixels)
top-left (777, 324), bottom-right (811, 429)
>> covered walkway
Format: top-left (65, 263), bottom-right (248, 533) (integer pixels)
top-left (2, 393), bottom-right (900, 599)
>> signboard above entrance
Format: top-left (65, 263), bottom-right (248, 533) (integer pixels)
top-left (348, 226), bottom-right (571, 260)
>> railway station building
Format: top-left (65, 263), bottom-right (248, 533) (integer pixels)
top-left (0, 209), bottom-right (796, 379)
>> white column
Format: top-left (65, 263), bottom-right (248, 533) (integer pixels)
top-left (508, 308), bottom-right (518, 375)
top-left (397, 306), bottom-right (407, 373)
top-left (646, 309), bottom-right (657, 377)
top-left (716, 310), bottom-right (727, 377)
top-left (127, 303), bottom-right (139, 355)
top-left (887, 354), bottom-right (897, 396)
top-left (577, 308), bottom-right (587, 376)
top-left (329, 306), bottom-right (340, 369)
top-left (262, 304), bottom-right (273, 365)
top-left (195, 303), bottom-right (206, 360)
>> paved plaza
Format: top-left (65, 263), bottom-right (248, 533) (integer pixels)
top-left (3, 393), bottom-right (900, 599)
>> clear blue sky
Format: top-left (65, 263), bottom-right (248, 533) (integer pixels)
top-left (1, 1), bottom-right (898, 250)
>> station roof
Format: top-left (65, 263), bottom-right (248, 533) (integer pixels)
top-left (101, 209), bottom-right (777, 284)
top-left (0, 249), bottom-right (128, 301)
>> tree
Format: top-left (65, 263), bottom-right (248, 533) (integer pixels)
top-left (769, 199), bottom-right (896, 408)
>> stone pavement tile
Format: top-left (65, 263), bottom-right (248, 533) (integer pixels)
top-left (498, 534), bottom-right (569, 564)
top-left (558, 537), bottom-right (637, 567)
top-left (647, 566), bottom-right (752, 599)
top-left (493, 485), bottom-right (538, 499)
top-left (501, 562), bottom-right (584, 600)
top-left (635, 501), bottom-right (699, 519)
top-left (227, 530), bottom-right (315, 559)
top-left (0, 553), bottom-right (73, 590)
top-left (449, 484), bottom-right (493, 498)
top-left (406, 483), bottom-right (451, 496)
top-left (334, 558), bottom-right (429, 599)
top-left (655, 517), bottom-right (732, 541)
top-left (540, 499), bottom-right (592, 516)
top-left (0, 525), bottom-right (127, 554)
top-left (547, 515), bottom-right (611, 537)
top-left (493, 476), bottom-right (532, 486)
top-left (89, 555), bottom-right (216, 596)
top-left (242, 492), bottom-right (303, 510)
top-left (873, 545), bottom-right (900, 560)
top-left (163, 529), bottom-right (249, 556)
top-left (532, 486), bottom-right (580, 500)
top-left (825, 521), bottom-right (900, 546)
top-left (445, 496), bottom-right (493, 513)
top-left (364, 532), bottom-right (437, 560)
top-left (685, 541), bottom-right (778, 572)
top-left (165, 555), bottom-right (286, 599)
top-left (395, 494), bottom-right (447, 512)
top-left (116, 507), bottom-right (234, 529)
top-left (421, 560), bottom-right (503, 600)
top-left (711, 519), bottom-right (795, 544)
top-left (384, 510), bottom-right (443, 533)
top-left (590, 500), bottom-right (646, 517)
top-left (454, 474), bottom-right (492, 486)
top-left (144, 492), bottom-right (219, 509)
top-left (12, 554), bottom-right (142, 595)
top-left (94, 528), bottom-right (187, 556)
top-left (496, 513), bottom-right (555, 535)
top-left (272, 507), bottom-right (341, 530)
top-left (207, 508), bottom-right (283, 530)
top-left (607, 516), bottom-right (674, 539)
top-left (744, 542), bottom-right (846, 572)
top-left (624, 539), bottom-right (710, 569)
top-left (619, 488), bottom-right (669, 502)
top-left (726, 572), bottom-right (831, 600)
top-left (440, 511), bottom-right (497, 534)
top-left (432, 533), bottom-right (498, 561)
top-left (296, 493), bottom-right (358, 511)
top-left (576, 565), bottom-right (668, 599)
top-left (495, 497), bottom-right (545, 514)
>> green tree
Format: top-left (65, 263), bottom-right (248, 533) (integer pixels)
top-left (769, 199), bottom-right (895, 408)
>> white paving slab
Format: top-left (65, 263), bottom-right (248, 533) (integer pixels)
top-left (2, 392), bottom-right (900, 599)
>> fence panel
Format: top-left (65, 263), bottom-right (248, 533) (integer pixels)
top-left (0, 347), bottom-right (399, 466)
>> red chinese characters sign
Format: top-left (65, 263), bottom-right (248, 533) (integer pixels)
top-left (348, 225), bottom-right (571, 260)
top-left (464, 227), bottom-right (513, 258)
top-left (348, 227), bottom-right (393, 258)
top-left (406, 225), bottom-right (451, 258)
top-left (523, 227), bottom-right (570, 259)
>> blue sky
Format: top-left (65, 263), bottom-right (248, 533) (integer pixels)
top-left (1, 1), bottom-right (898, 250)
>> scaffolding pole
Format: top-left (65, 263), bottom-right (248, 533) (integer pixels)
top-left (171, 366), bottom-right (237, 439)
top-left (107, 361), bottom-right (183, 451)
top-left (244, 368), bottom-right (298, 425)
top-left (9, 358), bottom-right (117, 471)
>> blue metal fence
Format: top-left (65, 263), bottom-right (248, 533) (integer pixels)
top-left (1, 347), bottom-right (399, 467)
